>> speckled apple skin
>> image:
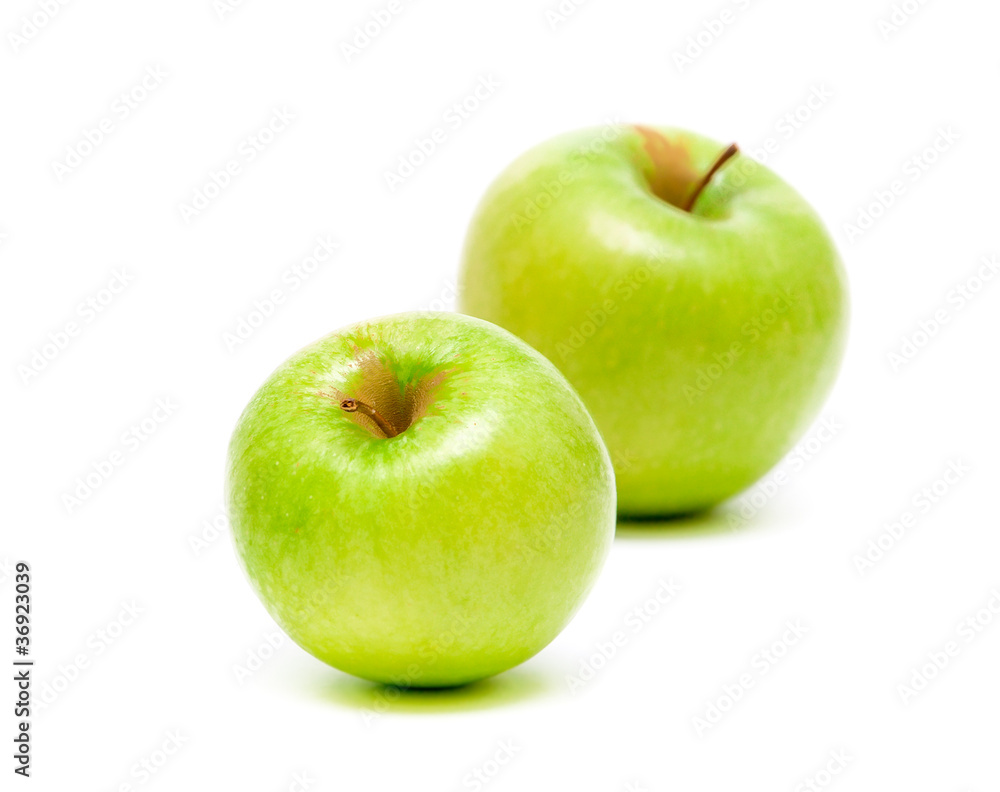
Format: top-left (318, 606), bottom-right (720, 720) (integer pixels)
top-left (459, 126), bottom-right (848, 516)
top-left (227, 312), bottom-right (615, 687)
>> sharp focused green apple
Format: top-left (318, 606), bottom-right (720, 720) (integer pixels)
top-left (459, 125), bottom-right (848, 516)
top-left (226, 311), bottom-right (615, 687)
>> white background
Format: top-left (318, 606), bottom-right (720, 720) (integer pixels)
top-left (3, 0), bottom-right (999, 789)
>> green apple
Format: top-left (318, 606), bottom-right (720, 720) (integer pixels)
top-left (459, 125), bottom-right (848, 516)
top-left (226, 311), bottom-right (615, 687)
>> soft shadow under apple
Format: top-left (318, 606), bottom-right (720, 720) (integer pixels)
top-left (310, 668), bottom-right (554, 715)
top-left (615, 505), bottom-right (748, 538)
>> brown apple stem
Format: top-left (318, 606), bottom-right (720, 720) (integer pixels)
top-left (340, 398), bottom-right (399, 438)
top-left (682, 143), bottom-right (740, 212)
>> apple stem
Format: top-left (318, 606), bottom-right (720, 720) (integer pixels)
top-left (683, 143), bottom-right (740, 212)
top-left (340, 398), bottom-right (400, 438)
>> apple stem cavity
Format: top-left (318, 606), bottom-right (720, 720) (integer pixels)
top-left (340, 398), bottom-right (400, 438)
top-left (682, 143), bottom-right (740, 212)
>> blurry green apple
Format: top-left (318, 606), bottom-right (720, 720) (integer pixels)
top-left (459, 125), bottom-right (848, 516)
top-left (226, 312), bottom-right (615, 687)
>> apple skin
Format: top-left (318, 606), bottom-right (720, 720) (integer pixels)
top-left (226, 312), bottom-right (615, 687)
top-left (459, 126), bottom-right (848, 516)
